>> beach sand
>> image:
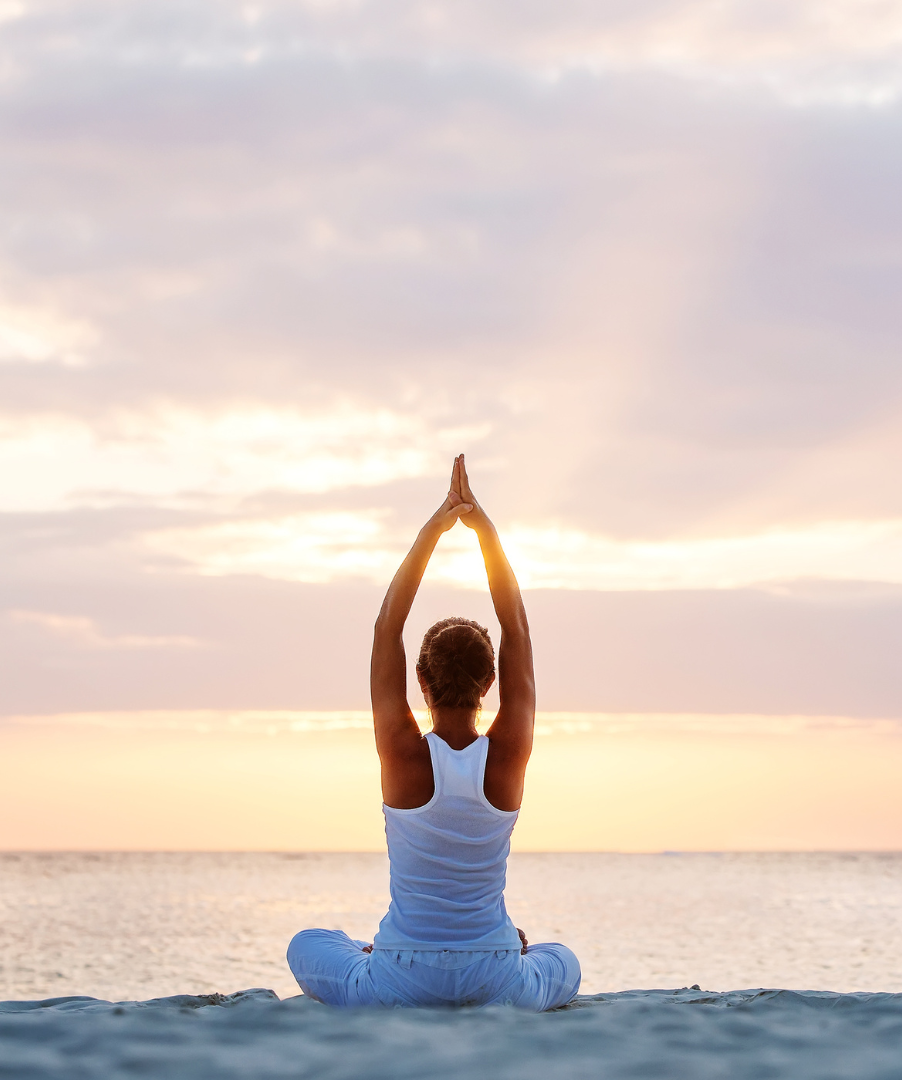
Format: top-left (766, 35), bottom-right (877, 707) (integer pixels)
top-left (3, 987), bottom-right (902, 1079)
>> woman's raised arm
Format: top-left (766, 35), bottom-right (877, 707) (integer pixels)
top-left (370, 459), bottom-right (472, 764)
top-left (456, 456), bottom-right (536, 771)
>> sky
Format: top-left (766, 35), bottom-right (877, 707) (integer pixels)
top-left (1, 1), bottom-right (901, 848)
top-left (2, 711), bottom-right (901, 851)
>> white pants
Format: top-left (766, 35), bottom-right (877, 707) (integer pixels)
top-left (286, 929), bottom-right (581, 1011)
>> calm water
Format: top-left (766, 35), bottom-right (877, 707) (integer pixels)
top-left (2, 852), bottom-right (901, 1001)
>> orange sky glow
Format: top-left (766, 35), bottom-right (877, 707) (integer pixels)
top-left (2, 713), bottom-right (900, 852)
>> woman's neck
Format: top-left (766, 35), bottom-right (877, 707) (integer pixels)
top-left (430, 706), bottom-right (480, 750)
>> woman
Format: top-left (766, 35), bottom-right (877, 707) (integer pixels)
top-left (287, 455), bottom-right (581, 1010)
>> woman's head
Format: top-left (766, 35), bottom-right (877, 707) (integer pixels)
top-left (416, 617), bottom-right (495, 709)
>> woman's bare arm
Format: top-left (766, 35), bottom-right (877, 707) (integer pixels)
top-left (456, 456), bottom-right (535, 771)
top-left (370, 460), bottom-right (472, 768)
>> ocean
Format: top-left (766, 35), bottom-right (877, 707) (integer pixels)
top-left (2, 851), bottom-right (901, 1003)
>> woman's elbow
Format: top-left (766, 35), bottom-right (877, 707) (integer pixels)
top-left (373, 612), bottom-right (403, 645)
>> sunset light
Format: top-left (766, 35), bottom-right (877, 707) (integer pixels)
top-left (140, 512), bottom-right (902, 592)
top-left (2, 0), bottom-right (902, 1059)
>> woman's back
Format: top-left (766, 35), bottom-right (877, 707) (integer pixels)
top-left (374, 733), bottom-right (520, 951)
top-left (285, 457), bottom-right (581, 1010)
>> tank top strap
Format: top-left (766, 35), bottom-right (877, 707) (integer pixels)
top-left (424, 731), bottom-right (489, 801)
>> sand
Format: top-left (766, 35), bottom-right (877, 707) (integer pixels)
top-left (3, 987), bottom-right (901, 1079)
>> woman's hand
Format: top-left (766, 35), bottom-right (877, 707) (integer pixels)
top-left (428, 456), bottom-right (473, 533)
top-left (452, 454), bottom-right (492, 533)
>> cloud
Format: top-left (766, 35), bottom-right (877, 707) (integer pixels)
top-left (3, 572), bottom-right (902, 715)
top-left (140, 511), bottom-right (902, 590)
top-left (2, 52), bottom-right (899, 533)
top-left (0, 302), bottom-right (98, 367)
top-left (0, 1), bottom-right (900, 712)
top-left (144, 509), bottom-right (397, 581)
top-left (8, 609), bottom-right (205, 650)
top-left (6, 708), bottom-right (900, 737)
top-left (0, 709), bottom-right (376, 732)
top-left (8, 2), bottom-right (902, 101)
top-left (0, 406), bottom-right (489, 512)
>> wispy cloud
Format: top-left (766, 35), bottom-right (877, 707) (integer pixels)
top-left (8, 610), bottom-right (205, 650)
top-left (0, 303), bottom-right (98, 367)
top-left (142, 513), bottom-right (902, 591)
top-left (5, 708), bottom-right (901, 738)
top-left (0, 407), bottom-right (489, 512)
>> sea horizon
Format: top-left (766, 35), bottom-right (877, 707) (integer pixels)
top-left (3, 851), bottom-right (902, 1004)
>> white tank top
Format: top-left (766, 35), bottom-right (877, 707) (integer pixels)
top-left (373, 732), bottom-right (521, 951)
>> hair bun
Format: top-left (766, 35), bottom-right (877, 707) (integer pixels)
top-left (416, 618), bottom-right (495, 709)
